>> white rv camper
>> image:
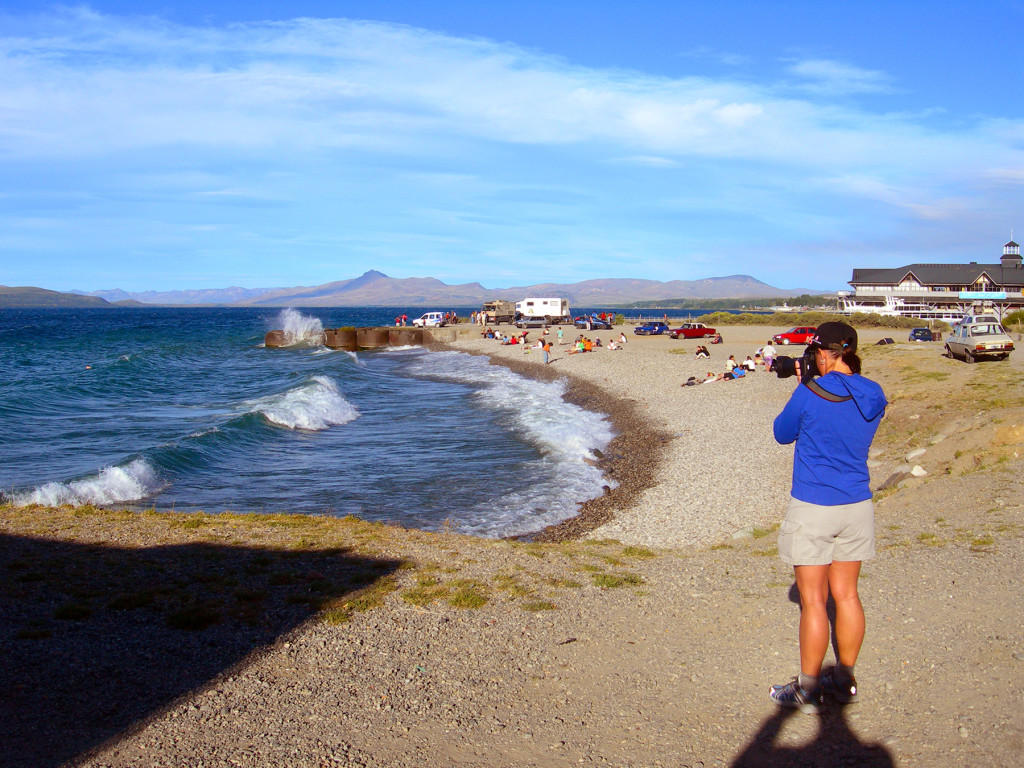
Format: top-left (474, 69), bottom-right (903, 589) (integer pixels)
top-left (515, 298), bottom-right (571, 323)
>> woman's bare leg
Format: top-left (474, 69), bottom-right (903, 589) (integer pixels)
top-left (828, 560), bottom-right (865, 667)
top-left (793, 564), bottom-right (831, 676)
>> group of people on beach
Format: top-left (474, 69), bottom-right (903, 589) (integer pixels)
top-left (480, 324), bottom-right (630, 363)
top-left (684, 341), bottom-right (779, 385)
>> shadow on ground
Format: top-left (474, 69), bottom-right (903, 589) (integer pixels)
top-left (731, 704), bottom-right (895, 767)
top-left (0, 533), bottom-right (401, 767)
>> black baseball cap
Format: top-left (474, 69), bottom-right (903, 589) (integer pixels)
top-left (809, 321), bottom-right (857, 353)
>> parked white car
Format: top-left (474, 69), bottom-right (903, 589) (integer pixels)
top-left (412, 312), bottom-right (446, 327)
top-left (945, 321), bottom-right (1014, 363)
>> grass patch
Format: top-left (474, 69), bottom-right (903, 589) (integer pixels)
top-left (916, 531), bottom-right (943, 546)
top-left (971, 535), bottom-right (995, 548)
top-left (322, 576), bottom-right (399, 624)
top-left (710, 543), bottom-right (734, 551)
top-left (546, 577), bottom-right (583, 589)
top-left (620, 545), bottom-right (656, 559)
top-left (447, 580), bottom-right (489, 609)
top-left (750, 546), bottom-right (779, 557)
top-left (521, 600), bottom-right (557, 612)
top-left (591, 572), bottom-right (643, 589)
top-left (493, 573), bottom-right (533, 597)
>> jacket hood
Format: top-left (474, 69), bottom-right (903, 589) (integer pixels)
top-left (818, 372), bottom-right (887, 422)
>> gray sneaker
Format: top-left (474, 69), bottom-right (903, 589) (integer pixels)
top-left (769, 678), bottom-right (822, 715)
top-left (821, 669), bottom-right (858, 703)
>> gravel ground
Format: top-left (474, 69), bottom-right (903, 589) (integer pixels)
top-left (3, 323), bottom-right (1023, 767)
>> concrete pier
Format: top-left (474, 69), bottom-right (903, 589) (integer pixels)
top-left (265, 325), bottom-right (460, 350)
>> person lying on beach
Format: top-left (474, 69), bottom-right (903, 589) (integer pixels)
top-left (702, 371), bottom-right (717, 383)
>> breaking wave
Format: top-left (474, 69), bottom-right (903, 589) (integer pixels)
top-left (11, 458), bottom-right (162, 507)
top-left (398, 350), bottom-right (615, 536)
top-left (244, 375), bottom-right (360, 431)
top-left (274, 308), bottom-right (324, 347)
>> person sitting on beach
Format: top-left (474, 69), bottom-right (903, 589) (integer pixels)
top-left (726, 355), bottom-right (737, 371)
top-left (745, 355), bottom-right (757, 372)
top-left (608, 340), bottom-right (620, 351)
top-left (754, 352), bottom-right (764, 367)
top-left (594, 337), bottom-right (603, 348)
top-left (695, 345), bottom-right (710, 359)
top-left (494, 330), bottom-right (503, 341)
top-left (711, 332), bottom-right (723, 344)
top-left (619, 332), bottom-right (627, 344)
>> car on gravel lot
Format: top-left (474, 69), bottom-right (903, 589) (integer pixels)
top-left (514, 315), bottom-right (549, 329)
top-left (633, 321), bottom-right (669, 336)
top-left (668, 322), bottom-right (717, 339)
top-left (772, 326), bottom-right (817, 345)
top-left (909, 327), bottom-right (935, 342)
top-left (574, 315), bottom-right (613, 330)
top-left (945, 321), bottom-right (1014, 363)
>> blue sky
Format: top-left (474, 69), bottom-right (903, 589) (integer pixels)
top-left (1, 2), bottom-right (1022, 292)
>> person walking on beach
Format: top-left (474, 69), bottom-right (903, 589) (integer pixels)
top-left (768, 322), bottom-right (887, 714)
top-left (557, 327), bottom-right (564, 345)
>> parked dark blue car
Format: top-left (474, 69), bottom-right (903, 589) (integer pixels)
top-left (574, 315), bottom-right (613, 330)
top-left (633, 321), bottom-right (669, 336)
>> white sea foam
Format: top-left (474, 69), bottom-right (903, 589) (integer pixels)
top-left (401, 350), bottom-right (615, 537)
top-left (275, 308), bottom-right (324, 347)
top-left (247, 375), bottom-right (360, 431)
top-left (12, 458), bottom-right (162, 507)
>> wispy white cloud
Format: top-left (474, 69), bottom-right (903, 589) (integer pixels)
top-left (786, 58), bottom-right (894, 95)
top-left (0, 8), bottom-right (1021, 289)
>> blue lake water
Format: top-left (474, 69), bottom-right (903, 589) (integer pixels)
top-left (0, 307), bottom-right (624, 537)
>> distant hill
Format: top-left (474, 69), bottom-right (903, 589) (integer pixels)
top-left (0, 286), bottom-right (124, 308)
top-left (231, 271), bottom-right (825, 307)
top-left (72, 286), bottom-right (281, 305)
top-left (65, 271), bottom-right (830, 308)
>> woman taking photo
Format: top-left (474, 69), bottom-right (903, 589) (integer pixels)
top-left (769, 322), bottom-right (887, 714)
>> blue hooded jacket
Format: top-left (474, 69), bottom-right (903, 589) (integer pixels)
top-left (773, 372), bottom-right (888, 506)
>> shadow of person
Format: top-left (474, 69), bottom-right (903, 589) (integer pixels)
top-left (731, 702), bottom-right (895, 768)
top-left (0, 532), bottom-right (402, 768)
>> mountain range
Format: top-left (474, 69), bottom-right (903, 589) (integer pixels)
top-left (69, 270), bottom-right (826, 307)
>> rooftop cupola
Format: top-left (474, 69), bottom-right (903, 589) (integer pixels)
top-left (1001, 238), bottom-right (1021, 268)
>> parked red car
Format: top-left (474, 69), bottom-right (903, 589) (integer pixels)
top-left (772, 326), bottom-right (817, 345)
top-left (668, 322), bottom-right (717, 339)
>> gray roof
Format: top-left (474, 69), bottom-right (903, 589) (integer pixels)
top-left (850, 262), bottom-right (1024, 289)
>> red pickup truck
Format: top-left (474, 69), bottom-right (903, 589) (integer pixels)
top-left (668, 322), bottom-right (717, 339)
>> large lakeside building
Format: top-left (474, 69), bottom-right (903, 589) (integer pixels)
top-left (841, 239), bottom-right (1023, 321)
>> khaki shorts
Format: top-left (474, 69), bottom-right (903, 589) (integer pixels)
top-left (777, 497), bottom-right (875, 566)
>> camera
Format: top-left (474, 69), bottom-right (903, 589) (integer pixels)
top-left (771, 348), bottom-right (820, 382)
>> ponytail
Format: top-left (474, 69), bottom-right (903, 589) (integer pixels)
top-left (841, 349), bottom-right (862, 374)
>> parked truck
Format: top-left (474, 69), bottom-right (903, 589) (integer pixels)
top-left (480, 299), bottom-right (516, 325)
top-left (515, 297), bottom-right (571, 324)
